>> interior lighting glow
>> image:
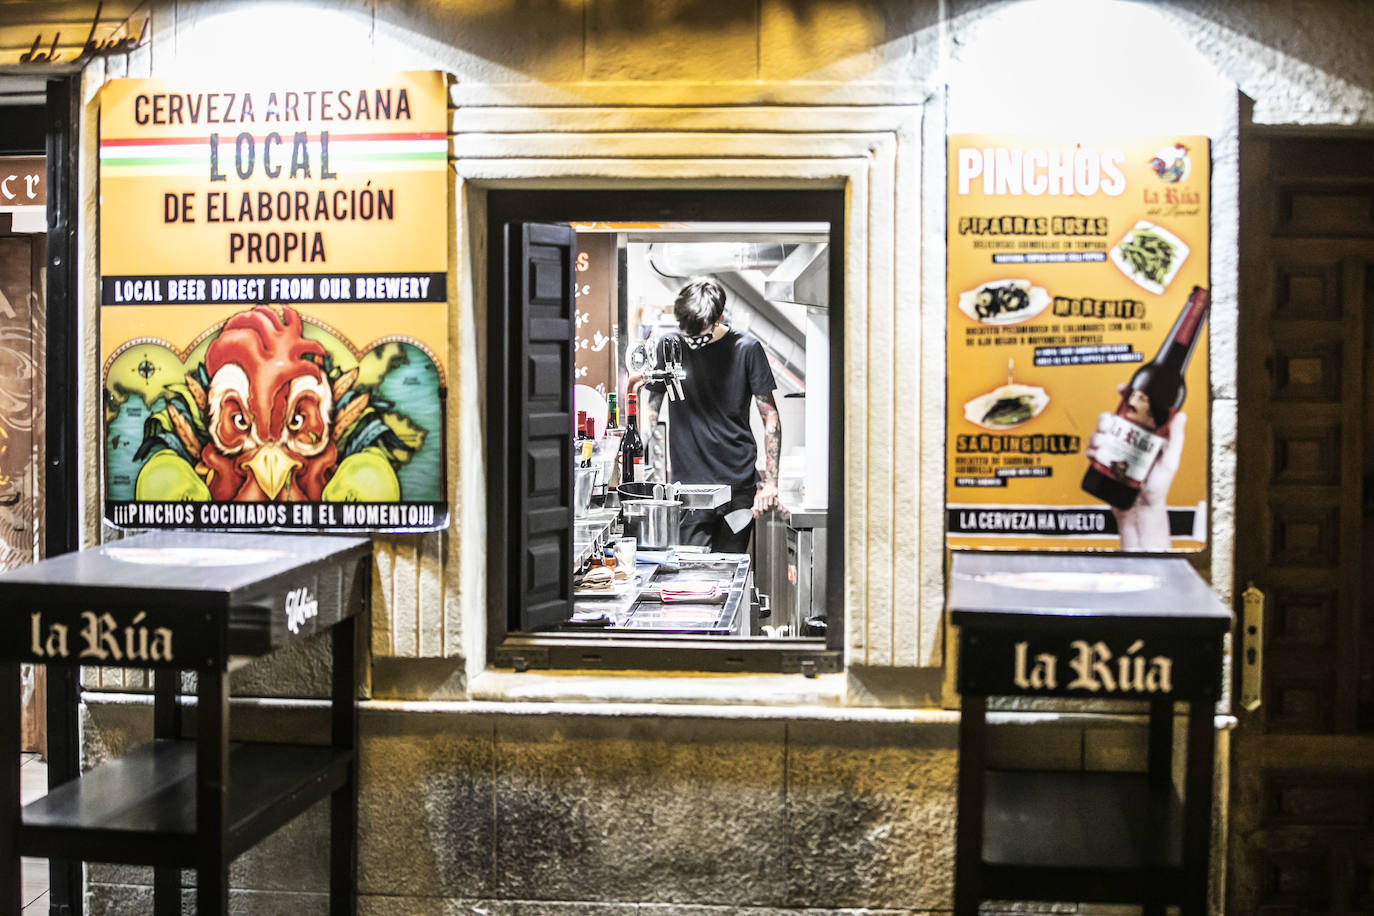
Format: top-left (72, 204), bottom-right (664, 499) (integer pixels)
top-left (948, 0), bottom-right (1228, 135)
top-left (165, 3), bottom-right (375, 82)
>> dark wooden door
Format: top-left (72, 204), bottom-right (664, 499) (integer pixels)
top-left (506, 222), bottom-right (577, 632)
top-left (1232, 134), bottom-right (1374, 915)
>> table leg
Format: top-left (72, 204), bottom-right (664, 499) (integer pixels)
top-left (0, 663), bottom-right (20, 915)
top-left (46, 665), bottom-right (82, 915)
top-left (154, 668), bottom-right (180, 740)
top-left (154, 669), bottom-right (181, 915)
top-left (154, 867), bottom-right (180, 916)
top-left (197, 666), bottom-right (230, 916)
top-left (1143, 698), bottom-right (1175, 916)
top-left (954, 694), bottom-right (987, 916)
top-left (330, 616), bottom-right (358, 915)
top-left (1182, 700), bottom-right (1216, 916)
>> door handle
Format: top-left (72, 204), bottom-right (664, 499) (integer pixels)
top-left (1241, 583), bottom-right (1264, 712)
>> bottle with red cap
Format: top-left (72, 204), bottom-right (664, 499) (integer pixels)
top-left (620, 393), bottom-right (645, 483)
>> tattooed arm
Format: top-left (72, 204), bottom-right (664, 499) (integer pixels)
top-left (752, 392), bottom-right (781, 517)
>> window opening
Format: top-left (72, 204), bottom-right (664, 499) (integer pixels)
top-left (489, 189), bottom-right (844, 670)
top-left (564, 223), bottom-right (830, 640)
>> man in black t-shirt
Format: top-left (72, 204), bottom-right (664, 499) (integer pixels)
top-left (641, 277), bottom-right (780, 552)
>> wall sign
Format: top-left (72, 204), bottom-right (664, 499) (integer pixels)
top-left (574, 232), bottom-right (616, 393)
top-left (0, 158), bottom-right (44, 208)
top-left (946, 135), bottom-right (1210, 552)
top-left (100, 72), bottom-right (450, 531)
top-left (11, 2), bottom-right (147, 66)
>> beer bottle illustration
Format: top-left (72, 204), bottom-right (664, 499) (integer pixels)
top-left (1082, 285), bottom-right (1210, 510)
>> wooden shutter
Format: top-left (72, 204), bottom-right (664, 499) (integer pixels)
top-left (507, 223), bottom-right (576, 631)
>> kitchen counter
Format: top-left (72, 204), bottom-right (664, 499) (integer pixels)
top-left (776, 489), bottom-right (827, 528)
top-left (569, 551), bottom-right (751, 635)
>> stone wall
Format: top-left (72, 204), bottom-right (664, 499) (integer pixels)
top-left (84, 698), bottom-right (959, 913)
top-left (41, 0), bottom-right (1374, 912)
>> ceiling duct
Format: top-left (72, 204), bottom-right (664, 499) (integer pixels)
top-left (764, 243), bottom-right (829, 308)
top-left (646, 242), bottom-right (789, 280)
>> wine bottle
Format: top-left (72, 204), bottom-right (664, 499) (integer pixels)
top-left (1082, 285), bottom-right (1210, 510)
top-left (575, 410), bottom-right (587, 442)
top-left (621, 393), bottom-right (646, 483)
top-left (580, 418), bottom-right (596, 468)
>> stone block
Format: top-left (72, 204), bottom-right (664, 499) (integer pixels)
top-left (986, 723), bottom-right (1082, 771)
top-left (357, 708), bottom-right (496, 898)
top-left (759, 0), bottom-right (937, 84)
top-left (1082, 725), bottom-right (1148, 773)
top-left (492, 714), bottom-right (787, 906)
top-left (785, 719), bottom-right (958, 910)
top-left (81, 697), bottom-right (152, 772)
top-left (360, 901), bottom-right (631, 916)
top-left (86, 884), bottom-right (329, 914)
top-left (229, 629), bottom-right (334, 699)
top-left (640, 907), bottom-right (930, 915)
top-left (585, 0), bottom-right (759, 82)
top-left (373, 0), bottom-right (584, 84)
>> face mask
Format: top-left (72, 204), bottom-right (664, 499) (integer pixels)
top-left (683, 330), bottom-right (715, 350)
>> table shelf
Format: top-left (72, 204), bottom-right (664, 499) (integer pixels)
top-left (0, 531), bottom-right (371, 915)
top-left (983, 769), bottom-right (1182, 869)
top-left (18, 740), bottom-right (352, 867)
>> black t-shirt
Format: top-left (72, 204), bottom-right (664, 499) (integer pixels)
top-left (647, 329), bottom-right (776, 498)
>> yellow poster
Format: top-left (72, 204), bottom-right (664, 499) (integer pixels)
top-left (100, 73), bottom-right (449, 531)
top-left (946, 135), bottom-right (1210, 551)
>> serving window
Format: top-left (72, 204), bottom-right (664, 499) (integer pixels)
top-left (486, 189), bottom-right (843, 672)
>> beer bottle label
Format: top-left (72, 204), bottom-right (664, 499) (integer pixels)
top-left (1091, 414), bottom-right (1165, 486)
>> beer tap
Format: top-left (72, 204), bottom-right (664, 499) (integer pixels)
top-left (644, 336), bottom-right (687, 401)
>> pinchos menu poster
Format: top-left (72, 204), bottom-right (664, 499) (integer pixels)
top-left (99, 73), bottom-right (449, 531)
top-left (946, 135), bottom-right (1210, 552)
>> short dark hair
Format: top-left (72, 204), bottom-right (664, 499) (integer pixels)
top-left (673, 277), bottom-right (727, 336)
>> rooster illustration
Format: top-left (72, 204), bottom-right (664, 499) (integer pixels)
top-left (133, 304), bottom-right (425, 503)
top-left (198, 305), bottom-right (337, 501)
top-left (1148, 144), bottom-right (1190, 183)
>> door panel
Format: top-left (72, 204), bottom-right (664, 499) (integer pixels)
top-left (507, 222), bottom-right (577, 632)
top-left (1233, 135), bottom-right (1374, 915)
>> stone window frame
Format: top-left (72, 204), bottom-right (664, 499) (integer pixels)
top-left (420, 103), bottom-right (941, 698)
top-left (485, 186), bottom-right (845, 672)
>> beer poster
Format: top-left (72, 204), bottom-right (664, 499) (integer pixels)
top-left (99, 73), bottom-right (449, 531)
top-left (946, 135), bottom-right (1210, 551)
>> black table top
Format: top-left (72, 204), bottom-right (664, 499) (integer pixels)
top-left (948, 552), bottom-right (1230, 630)
top-left (0, 531), bottom-right (371, 610)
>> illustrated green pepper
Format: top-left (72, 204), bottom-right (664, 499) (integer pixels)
top-left (1118, 229), bottom-right (1175, 286)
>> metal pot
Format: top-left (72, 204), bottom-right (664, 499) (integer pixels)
top-left (617, 483), bottom-right (682, 549)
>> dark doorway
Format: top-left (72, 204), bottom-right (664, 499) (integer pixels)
top-left (0, 73), bottom-right (82, 916)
